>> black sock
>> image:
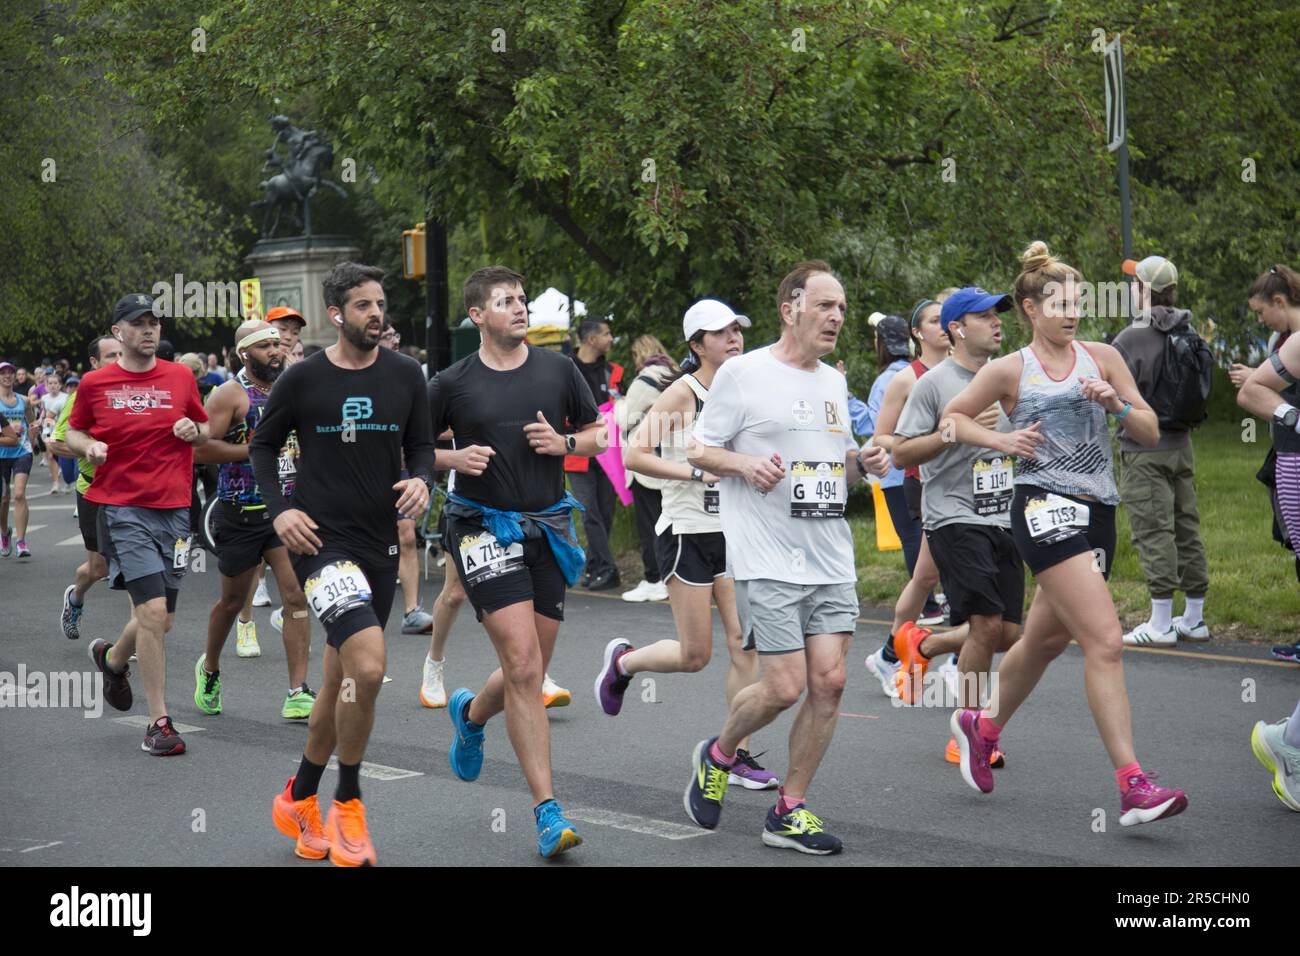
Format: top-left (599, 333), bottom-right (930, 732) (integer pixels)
top-left (291, 755), bottom-right (327, 801)
top-left (534, 798), bottom-right (557, 820)
top-left (336, 761), bottom-right (362, 803)
top-left (463, 698), bottom-right (482, 730)
top-left (881, 639), bottom-right (899, 664)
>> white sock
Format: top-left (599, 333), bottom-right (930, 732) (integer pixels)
top-left (1150, 598), bottom-right (1173, 632)
top-left (1285, 699), bottom-right (1300, 749)
top-left (426, 655), bottom-right (443, 667)
top-left (1183, 597), bottom-right (1205, 627)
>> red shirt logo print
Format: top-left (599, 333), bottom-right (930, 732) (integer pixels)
top-left (106, 386), bottom-right (174, 415)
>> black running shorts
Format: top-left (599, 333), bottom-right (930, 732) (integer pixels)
top-left (655, 528), bottom-right (727, 587)
top-left (214, 501), bottom-right (284, 578)
top-left (76, 489), bottom-right (99, 552)
top-left (904, 474), bottom-right (924, 523)
top-left (445, 515), bottom-right (566, 622)
top-left (1010, 484), bottom-right (1116, 580)
top-left (293, 549), bottom-right (397, 649)
top-left (926, 523), bottom-right (1024, 626)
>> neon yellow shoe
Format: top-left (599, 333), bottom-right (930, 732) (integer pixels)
top-left (281, 684), bottom-right (316, 720)
top-left (236, 619), bottom-right (261, 658)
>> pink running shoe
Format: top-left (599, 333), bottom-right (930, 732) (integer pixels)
top-left (1119, 772), bottom-right (1188, 827)
top-left (950, 709), bottom-right (994, 794)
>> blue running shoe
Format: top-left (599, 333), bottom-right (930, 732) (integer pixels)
top-left (535, 800), bottom-right (583, 858)
top-left (448, 687), bottom-right (485, 781)
top-left (683, 736), bottom-right (731, 829)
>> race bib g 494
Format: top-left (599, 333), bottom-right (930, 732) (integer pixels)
top-left (304, 561), bottom-right (372, 625)
top-left (1023, 493), bottom-right (1090, 545)
top-left (789, 461), bottom-right (846, 519)
top-left (972, 456), bottom-right (1013, 517)
top-left (458, 530), bottom-right (525, 585)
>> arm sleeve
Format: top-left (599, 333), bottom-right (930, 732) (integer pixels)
top-left (894, 377), bottom-right (939, 439)
top-left (249, 367), bottom-right (296, 520)
top-left (427, 372), bottom-right (449, 437)
top-left (568, 361), bottom-right (601, 430)
top-left (403, 361), bottom-right (436, 480)
top-left (691, 362), bottom-right (746, 447)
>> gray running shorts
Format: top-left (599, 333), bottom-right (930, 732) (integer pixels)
top-left (744, 578), bottom-right (859, 654)
top-left (97, 505), bottom-right (192, 592)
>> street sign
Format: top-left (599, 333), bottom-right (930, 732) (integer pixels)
top-left (239, 278), bottom-right (263, 320)
top-left (1104, 36), bottom-right (1126, 152)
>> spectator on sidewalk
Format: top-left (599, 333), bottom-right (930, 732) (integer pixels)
top-left (1114, 255), bottom-right (1211, 646)
top-left (567, 317), bottom-right (624, 590)
top-left (619, 335), bottom-right (679, 602)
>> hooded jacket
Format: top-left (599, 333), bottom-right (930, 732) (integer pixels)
top-left (1112, 305), bottom-right (1194, 453)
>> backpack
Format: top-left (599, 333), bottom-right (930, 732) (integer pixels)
top-left (1151, 324), bottom-right (1213, 431)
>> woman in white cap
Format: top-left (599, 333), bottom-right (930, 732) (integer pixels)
top-left (595, 299), bottom-right (778, 790)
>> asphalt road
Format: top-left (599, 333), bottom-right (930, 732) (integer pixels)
top-left (2, 466), bottom-right (1297, 867)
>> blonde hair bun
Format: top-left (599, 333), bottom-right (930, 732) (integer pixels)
top-left (1020, 241), bottom-right (1054, 273)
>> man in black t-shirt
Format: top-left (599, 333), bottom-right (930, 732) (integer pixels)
top-left (430, 265), bottom-right (604, 860)
top-left (252, 261), bottom-right (435, 867)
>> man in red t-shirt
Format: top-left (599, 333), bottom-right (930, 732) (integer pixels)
top-left (67, 293), bottom-right (209, 756)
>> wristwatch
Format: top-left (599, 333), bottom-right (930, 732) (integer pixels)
top-left (565, 434), bottom-right (577, 453)
top-left (690, 467), bottom-right (705, 482)
top-left (1273, 405), bottom-right (1300, 431)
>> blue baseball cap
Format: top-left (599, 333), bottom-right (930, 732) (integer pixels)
top-left (939, 286), bottom-right (1012, 332)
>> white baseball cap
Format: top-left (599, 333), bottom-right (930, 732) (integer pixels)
top-left (683, 299), bottom-right (750, 340)
top-left (1123, 255), bottom-right (1179, 292)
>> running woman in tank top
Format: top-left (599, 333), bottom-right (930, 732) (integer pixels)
top-left (943, 241), bottom-right (1189, 827)
top-left (867, 294), bottom-right (973, 703)
top-left (596, 299), bottom-right (777, 791)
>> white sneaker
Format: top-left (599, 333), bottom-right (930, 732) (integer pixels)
top-left (864, 647), bottom-right (900, 698)
top-left (236, 619), bottom-right (261, 657)
top-left (938, 655), bottom-right (960, 701)
top-left (270, 607), bottom-right (283, 634)
top-left (419, 657), bottom-right (446, 709)
top-left (1122, 621), bottom-right (1177, 647)
top-left (1172, 615), bottom-right (1210, 642)
top-left (621, 580), bottom-right (654, 602)
top-left (646, 580), bottom-right (669, 601)
top-left (252, 579), bottom-right (272, 607)
top-left (542, 673), bottom-right (571, 708)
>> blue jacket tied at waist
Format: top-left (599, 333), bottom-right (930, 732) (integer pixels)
top-left (445, 491), bottom-right (587, 587)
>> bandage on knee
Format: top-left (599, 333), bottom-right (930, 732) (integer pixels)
top-left (292, 610), bottom-right (310, 619)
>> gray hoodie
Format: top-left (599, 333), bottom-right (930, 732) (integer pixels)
top-left (1112, 306), bottom-right (1195, 453)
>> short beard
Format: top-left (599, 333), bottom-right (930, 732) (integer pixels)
top-left (341, 319), bottom-right (379, 352)
top-left (246, 355), bottom-right (282, 385)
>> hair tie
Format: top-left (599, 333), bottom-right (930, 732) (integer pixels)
top-left (909, 299), bottom-right (934, 329)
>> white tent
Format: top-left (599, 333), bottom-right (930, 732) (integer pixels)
top-left (527, 287), bottom-right (587, 328)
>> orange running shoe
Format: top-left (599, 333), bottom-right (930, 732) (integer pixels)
top-left (892, 622), bottom-right (933, 705)
top-left (272, 777), bottom-right (330, 860)
top-left (326, 798), bottom-right (377, 867)
top-left (945, 737), bottom-right (960, 763)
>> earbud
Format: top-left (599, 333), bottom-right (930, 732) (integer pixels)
top-left (332, 315), bottom-right (343, 326)
top-left (956, 328), bottom-right (967, 340)
top-left (115, 334), bottom-right (123, 341)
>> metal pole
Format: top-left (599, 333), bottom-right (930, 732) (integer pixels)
top-left (1117, 140), bottom-right (1133, 318)
top-left (424, 132), bottom-right (450, 377)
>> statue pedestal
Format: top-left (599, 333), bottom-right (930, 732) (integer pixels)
top-left (245, 236), bottom-right (361, 346)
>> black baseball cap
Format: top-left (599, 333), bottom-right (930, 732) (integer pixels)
top-left (875, 314), bottom-right (912, 360)
top-left (113, 293), bottom-right (160, 324)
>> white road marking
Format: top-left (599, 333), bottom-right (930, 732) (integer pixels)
top-left (19, 841), bottom-right (63, 853)
top-left (565, 806), bottom-right (711, 840)
top-left (56, 534), bottom-right (84, 547)
top-left (112, 716), bottom-right (206, 734)
top-left (25, 504), bottom-right (80, 512)
top-left (312, 757), bottom-right (423, 781)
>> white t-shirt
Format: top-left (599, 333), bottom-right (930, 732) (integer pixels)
top-left (692, 345), bottom-right (858, 584)
top-left (41, 392), bottom-right (68, 438)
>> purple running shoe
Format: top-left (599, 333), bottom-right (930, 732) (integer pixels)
top-left (1119, 772), bottom-right (1188, 827)
top-left (951, 709), bottom-right (994, 794)
top-left (594, 638), bottom-right (634, 716)
top-left (728, 749), bottom-right (780, 790)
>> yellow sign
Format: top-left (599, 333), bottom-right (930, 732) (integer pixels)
top-left (239, 278), bottom-right (263, 320)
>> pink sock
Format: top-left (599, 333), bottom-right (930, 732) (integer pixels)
top-left (1115, 762), bottom-right (1143, 793)
top-left (976, 712), bottom-right (1002, 742)
top-left (709, 741), bottom-right (734, 767)
top-left (776, 788), bottom-right (804, 816)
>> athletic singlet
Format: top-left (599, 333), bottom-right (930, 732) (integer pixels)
top-left (903, 359), bottom-right (930, 481)
top-left (655, 374), bottom-right (721, 536)
top-left (217, 370), bottom-right (298, 507)
top-left (0, 393), bottom-right (30, 457)
top-left (1009, 342), bottom-right (1119, 504)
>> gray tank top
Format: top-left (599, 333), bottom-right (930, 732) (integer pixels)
top-left (1009, 343), bottom-right (1119, 504)
top-left (656, 374), bottom-right (722, 535)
